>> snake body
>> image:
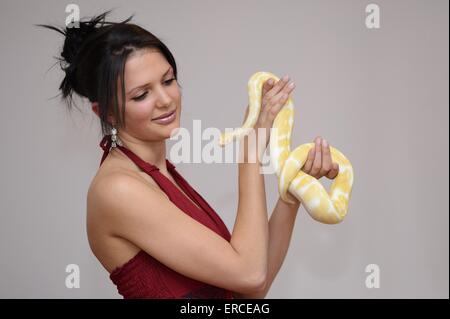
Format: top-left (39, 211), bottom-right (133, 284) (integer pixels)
top-left (219, 71), bottom-right (354, 224)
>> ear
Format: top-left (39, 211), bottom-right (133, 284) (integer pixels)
top-left (91, 102), bottom-right (116, 125)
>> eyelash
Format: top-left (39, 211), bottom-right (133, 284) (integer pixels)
top-left (132, 78), bottom-right (176, 101)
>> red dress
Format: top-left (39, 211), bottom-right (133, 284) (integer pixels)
top-left (99, 135), bottom-right (235, 299)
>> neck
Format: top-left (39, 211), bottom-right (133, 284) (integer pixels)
top-left (113, 133), bottom-right (168, 173)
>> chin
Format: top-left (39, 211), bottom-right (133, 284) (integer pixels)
top-left (165, 121), bottom-right (181, 138)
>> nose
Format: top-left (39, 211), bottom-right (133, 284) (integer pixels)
top-left (155, 85), bottom-right (172, 108)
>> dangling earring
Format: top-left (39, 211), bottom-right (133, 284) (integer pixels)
top-left (111, 126), bottom-right (118, 148)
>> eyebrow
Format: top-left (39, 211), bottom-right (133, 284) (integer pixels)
top-left (127, 67), bottom-right (173, 96)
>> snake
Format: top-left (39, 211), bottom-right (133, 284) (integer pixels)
top-left (219, 71), bottom-right (354, 224)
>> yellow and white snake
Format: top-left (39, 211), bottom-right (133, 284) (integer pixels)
top-left (219, 71), bottom-right (354, 224)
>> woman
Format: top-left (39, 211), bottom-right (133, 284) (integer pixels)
top-left (40, 11), bottom-right (339, 299)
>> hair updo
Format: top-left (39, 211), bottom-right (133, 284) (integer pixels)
top-left (38, 10), bottom-right (180, 136)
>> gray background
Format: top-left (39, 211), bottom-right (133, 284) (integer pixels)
top-left (0, 0), bottom-right (448, 298)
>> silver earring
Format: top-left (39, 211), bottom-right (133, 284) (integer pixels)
top-left (111, 126), bottom-right (118, 148)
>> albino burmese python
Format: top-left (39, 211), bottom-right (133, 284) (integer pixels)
top-left (219, 71), bottom-right (354, 224)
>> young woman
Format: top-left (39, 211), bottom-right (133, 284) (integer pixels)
top-left (40, 11), bottom-right (339, 299)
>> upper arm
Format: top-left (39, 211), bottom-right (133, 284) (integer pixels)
top-left (91, 173), bottom-right (265, 295)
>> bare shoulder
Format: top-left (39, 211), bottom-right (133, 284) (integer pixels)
top-left (88, 168), bottom-right (142, 205)
top-left (87, 156), bottom-right (163, 219)
top-left (86, 162), bottom-right (163, 273)
top-left (88, 160), bottom-right (148, 213)
top-left (87, 168), bottom-right (139, 240)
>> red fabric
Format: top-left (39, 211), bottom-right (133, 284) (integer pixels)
top-left (99, 135), bottom-right (235, 299)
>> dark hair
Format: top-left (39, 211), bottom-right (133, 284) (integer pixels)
top-left (37, 10), bottom-right (180, 136)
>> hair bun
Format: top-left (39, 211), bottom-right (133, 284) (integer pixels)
top-left (37, 11), bottom-right (116, 101)
top-left (62, 18), bottom-right (99, 64)
top-left (62, 11), bottom-right (113, 69)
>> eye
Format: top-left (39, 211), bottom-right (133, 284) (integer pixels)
top-left (164, 78), bottom-right (176, 85)
top-left (132, 92), bottom-right (148, 101)
top-left (132, 78), bottom-right (176, 101)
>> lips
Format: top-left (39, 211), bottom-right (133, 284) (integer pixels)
top-left (152, 110), bottom-right (175, 121)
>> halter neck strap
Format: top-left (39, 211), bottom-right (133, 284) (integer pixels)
top-left (99, 135), bottom-right (175, 172)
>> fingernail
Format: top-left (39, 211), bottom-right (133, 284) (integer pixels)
top-left (316, 138), bottom-right (321, 146)
top-left (323, 139), bottom-right (328, 147)
top-left (268, 79), bottom-right (274, 85)
top-left (282, 75), bottom-right (290, 82)
top-left (289, 82), bottom-right (295, 88)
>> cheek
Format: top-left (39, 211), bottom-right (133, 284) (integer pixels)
top-left (126, 101), bottom-right (155, 122)
top-left (169, 84), bottom-right (181, 102)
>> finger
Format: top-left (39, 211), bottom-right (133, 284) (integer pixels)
top-left (268, 81), bottom-right (295, 116)
top-left (326, 162), bottom-right (339, 179)
top-left (309, 136), bottom-right (322, 178)
top-left (261, 79), bottom-right (274, 100)
top-left (268, 80), bottom-right (294, 106)
top-left (302, 146), bottom-right (316, 173)
top-left (263, 75), bottom-right (290, 105)
top-left (266, 80), bottom-right (295, 120)
top-left (268, 93), bottom-right (289, 120)
top-left (319, 138), bottom-right (332, 177)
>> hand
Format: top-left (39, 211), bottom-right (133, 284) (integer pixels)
top-left (302, 136), bottom-right (339, 179)
top-left (257, 74), bottom-right (295, 132)
top-left (241, 75), bottom-right (295, 159)
top-left (282, 136), bottom-right (339, 205)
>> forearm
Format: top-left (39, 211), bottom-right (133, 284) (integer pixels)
top-left (235, 197), bottom-right (300, 298)
top-left (229, 134), bottom-right (269, 279)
